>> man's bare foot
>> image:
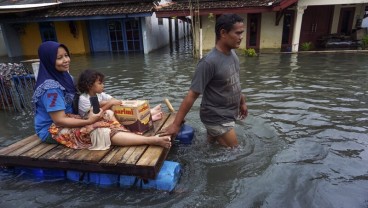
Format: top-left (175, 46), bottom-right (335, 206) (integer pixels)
top-left (152, 112), bottom-right (163, 121)
top-left (150, 104), bottom-right (162, 115)
top-left (151, 135), bottom-right (171, 148)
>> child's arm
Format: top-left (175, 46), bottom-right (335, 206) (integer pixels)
top-left (99, 98), bottom-right (122, 111)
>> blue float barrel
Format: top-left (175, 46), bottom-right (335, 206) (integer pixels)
top-left (89, 172), bottom-right (119, 186)
top-left (120, 160), bottom-right (181, 191)
top-left (66, 170), bottom-right (89, 183)
top-left (176, 124), bottom-right (194, 144)
top-left (7, 160), bottom-right (181, 191)
top-left (16, 167), bottom-right (65, 180)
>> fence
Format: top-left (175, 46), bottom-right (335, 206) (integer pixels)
top-left (0, 62), bottom-right (36, 111)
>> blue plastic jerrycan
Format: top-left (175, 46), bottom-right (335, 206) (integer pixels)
top-left (175, 124), bottom-right (194, 144)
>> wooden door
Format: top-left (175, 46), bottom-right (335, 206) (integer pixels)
top-left (299, 5), bottom-right (334, 49)
top-left (281, 11), bottom-right (295, 51)
top-left (337, 7), bottom-right (355, 35)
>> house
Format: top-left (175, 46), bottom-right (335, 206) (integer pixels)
top-left (0, 0), bottom-right (190, 57)
top-left (0, 25), bottom-right (6, 56)
top-left (155, 0), bottom-right (368, 54)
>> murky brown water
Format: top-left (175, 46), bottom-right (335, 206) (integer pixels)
top-left (1, 40), bottom-right (368, 208)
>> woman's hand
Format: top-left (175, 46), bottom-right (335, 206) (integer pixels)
top-left (87, 107), bottom-right (103, 124)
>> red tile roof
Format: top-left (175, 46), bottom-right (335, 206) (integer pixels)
top-left (0, 2), bottom-right (154, 22)
top-left (0, 0), bottom-right (153, 6)
top-left (38, 4), bottom-right (154, 17)
top-left (155, 0), bottom-right (297, 17)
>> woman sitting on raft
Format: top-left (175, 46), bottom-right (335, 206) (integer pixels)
top-left (32, 41), bottom-right (171, 150)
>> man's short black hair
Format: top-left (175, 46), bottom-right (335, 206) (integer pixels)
top-left (215, 14), bottom-right (244, 41)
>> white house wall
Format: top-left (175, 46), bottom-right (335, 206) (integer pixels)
top-left (142, 13), bottom-right (189, 54)
top-left (330, 4), bottom-right (367, 33)
top-left (197, 14), bottom-right (248, 52)
top-left (142, 13), bottom-right (170, 54)
top-left (260, 12), bottom-right (283, 49)
top-left (197, 13), bottom-right (286, 51)
top-left (200, 16), bottom-right (216, 51)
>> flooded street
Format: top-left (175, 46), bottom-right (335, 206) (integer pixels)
top-left (1, 41), bottom-right (368, 207)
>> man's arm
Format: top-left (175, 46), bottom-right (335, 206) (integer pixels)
top-left (160, 89), bottom-right (200, 136)
top-left (239, 94), bottom-right (248, 119)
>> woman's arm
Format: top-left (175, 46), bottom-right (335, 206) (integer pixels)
top-left (50, 109), bottom-right (102, 128)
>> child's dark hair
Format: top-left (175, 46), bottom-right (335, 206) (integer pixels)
top-left (215, 14), bottom-right (244, 41)
top-left (77, 69), bottom-right (105, 93)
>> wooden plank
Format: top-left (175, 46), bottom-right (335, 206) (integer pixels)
top-left (99, 146), bottom-right (129, 165)
top-left (152, 113), bottom-right (170, 134)
top-left (0, 112), bottom-right (176, 179)
top-left (65, 149), bottom-right (91, 161)
top-left (125, 145), bottom-right (148, 165)
top-left (136, 145), bottom-right (165, 166)
top-left (158, 113), bottom-right (176, 133)
top-left (38, 145), bottom-right (75, 160)
top-left (135, 113), bottom-right (176, 166)
top-left (0, 134), bottom-right (38, 155)
top-left (79, 149), bottom-right (111, 163)
top-left (21, 142), bottom-right (58, 159)
top-left (119, 146), bottom-right (137, 164)
top-left (8, 138), bottom-right (42, 156)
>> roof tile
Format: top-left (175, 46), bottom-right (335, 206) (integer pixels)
top-left (156, 0), bottom-right (283, 11)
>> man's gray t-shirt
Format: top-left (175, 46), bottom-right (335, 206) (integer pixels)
top-left (190, 48), bottom-right (241, 125)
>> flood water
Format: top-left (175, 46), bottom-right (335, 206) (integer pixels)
top-left (1, 40), bottom-right (368, 208)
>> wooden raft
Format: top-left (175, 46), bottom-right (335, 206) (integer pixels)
top-left (0, 113), bottom-right (176, 179)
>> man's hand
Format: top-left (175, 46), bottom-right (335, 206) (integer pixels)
top-left (159, 123), bottom-right (181, 139)
top-left (239, 103), bottom-right (248, 120)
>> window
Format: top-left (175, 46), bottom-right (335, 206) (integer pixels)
top-left (125, 19), bottom-right (142, 51)
top-left (108, 21), bottom-right (124, 52)
top-left (108, 18), bottom-right (142, 52)
top-left (39, 22), bottom-right (57, 42)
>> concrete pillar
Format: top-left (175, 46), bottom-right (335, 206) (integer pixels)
top-left (292, 6), bottom-right (307, 52)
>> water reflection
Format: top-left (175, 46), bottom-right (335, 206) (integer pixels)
top-left (1, 41), bottom-right (368, 207)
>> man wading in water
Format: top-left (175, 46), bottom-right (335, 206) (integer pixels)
top-left (161, 14), bottom-right (248, 147)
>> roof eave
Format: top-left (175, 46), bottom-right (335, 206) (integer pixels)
top-left (156, 7), bottom-right (272, 18)
top-left (0, 12), bottom-right (153, 24)
top-left (272, 0), bottom-right (298, 11)
top-left (0, 3), bottom-right (60, 13)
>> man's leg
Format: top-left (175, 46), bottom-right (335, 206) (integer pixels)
top-left (207, 135), bottom-right (216, 144)
top-left (215, 128), bottom-right (238, 147)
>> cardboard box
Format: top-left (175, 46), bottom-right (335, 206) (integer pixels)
top-left (112, 100), bottom-right (153, 134)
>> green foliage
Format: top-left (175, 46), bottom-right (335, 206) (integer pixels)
top-left (241, 48), bottom-right (257, 57)
top-left (208, 13), bottom-right (214, 19)
top-left (300, 42), bottom-right (313, 51)
top-left (361, 35), bottom-right (368, 49)
top-left (207, 13), bottom-right (215, 23)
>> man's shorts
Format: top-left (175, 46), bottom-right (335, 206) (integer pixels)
top-left (203, 121), bottom-right (235, 137)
